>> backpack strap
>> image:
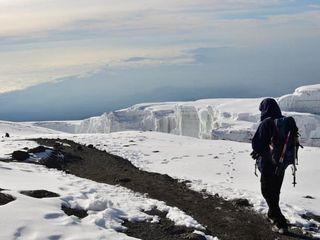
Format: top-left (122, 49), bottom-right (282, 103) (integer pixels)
top-left (275, 130), bottom-right (291, 176)
top-left (279, 131), bottom-right (291, 165)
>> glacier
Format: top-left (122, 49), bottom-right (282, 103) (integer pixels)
top-left (32, 84), bottom-right (320, 146)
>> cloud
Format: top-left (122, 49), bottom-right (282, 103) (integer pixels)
top-left (1, 0), bottom-right (320, 93)
top-left (0, 0), bottom-right (291, 38)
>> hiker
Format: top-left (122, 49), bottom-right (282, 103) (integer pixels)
top-left (251, 98), bottom-right (299, 234)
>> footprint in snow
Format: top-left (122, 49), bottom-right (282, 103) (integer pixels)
top-left (0, 166), bottom-right (12, 170)
top-left (44, 213), bottom-right (64, 219)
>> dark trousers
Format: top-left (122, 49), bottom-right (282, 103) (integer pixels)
top-left (260, 171), bottom-right (287, 227)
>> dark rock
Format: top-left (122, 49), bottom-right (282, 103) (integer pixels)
top-left (28, 146), bottom-right (46, 153)
top-left (87, 144), bottom-right (94, 149)
top-left (61, 205), bottom-right (88, 219)
top-left (303, 195), bottom-right (315, 199)
top-left (40, 151), bottom-right (64, 169)
top-left (301, 212), bottom-right (320, 222)
top-left (5, 133), bottom-right (10, 138)
top-left (53, 142), bottom-right (62, 149)
top-left (114, 177), bottom-right (131, 184)
top-left (182, 233), bottom-right (207, 240)
top-left (20, 190), bottom-right (60, 198)
top-left (77, 145), bottom-right (83, 151)
top-left (12, 151), bottom-right (30, 161)
top-left (0, 192), bottom-right (15, 205)
top-left (164, 225), bottom-right (187, 235)
top-left (233, 198), bottom-right (252, 207)
top-left (152, 150), bottom-right (160, 153)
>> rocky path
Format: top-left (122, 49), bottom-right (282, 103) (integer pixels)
top-left (33, 138), bottom-right (315, 240)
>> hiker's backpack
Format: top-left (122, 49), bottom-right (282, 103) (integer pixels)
top-left (271, 116), bottom-right (299, 168)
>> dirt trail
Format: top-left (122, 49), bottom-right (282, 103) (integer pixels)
top-left (34, 138), bottom-right (315, 240)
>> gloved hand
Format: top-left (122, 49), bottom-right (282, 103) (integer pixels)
top-left (250, 150), bottom-right (260, 160)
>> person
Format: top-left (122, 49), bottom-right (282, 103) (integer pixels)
top-left (251, 98), bottom-right (298, 234)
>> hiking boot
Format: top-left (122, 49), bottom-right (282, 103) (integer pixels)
top-left (267, 211), bottom-right (276, 224)
top-left (272, 224), bottom-right (289, 235)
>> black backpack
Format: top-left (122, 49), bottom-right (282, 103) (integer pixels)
top-left (271, 116), bottom-right (300, 186)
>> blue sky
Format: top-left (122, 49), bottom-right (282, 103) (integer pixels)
top-left (0, 0), bottom-right (320, 120)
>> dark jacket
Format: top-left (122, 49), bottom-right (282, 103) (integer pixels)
top-left (252, 98), bottom-right (283, 175)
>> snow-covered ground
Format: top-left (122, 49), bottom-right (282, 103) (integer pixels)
top-left (64, 132), bottom-right (320, 236)
top-left (0, 121), bottom-right (61, 136)
top-left (0, 136), bottom-right (215, 240)
top-left (32, 84), bottom-right (320, 147)
top-left (1, 84), bottom-right (319, 239)
top-left (1, 129), bottom-right (319, 238)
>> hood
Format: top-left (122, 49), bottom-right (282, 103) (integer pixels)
top-left (259, 98), bottom-right (282, 121)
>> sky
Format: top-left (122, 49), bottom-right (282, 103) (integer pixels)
top-left (0, 0), bottom-right (320, 121)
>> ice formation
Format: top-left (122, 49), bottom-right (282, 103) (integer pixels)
top-left (278, 84), bottom-right (320, 114)
top-left (33, 85), bottom-right (320, 146)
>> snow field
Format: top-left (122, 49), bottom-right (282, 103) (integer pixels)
top-left (64, 131), bottom-right (320, 237)
top-left (0, 137), bottom-right (215, 240)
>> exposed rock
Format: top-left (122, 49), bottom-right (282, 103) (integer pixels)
top-left (0, 192), bottom-right (15, 205)
top-left (20, 190), bottom-right (60, 198)
top-left (12, 150), bottom-right (30, 161)
top-left (182, 233), bottom-right (206, 240)
top-left (87, 144), bottom-right (94, 149)
top-left (53, 142), bottom-right (62, 149)
top-left (76, 145), bottom-right (83, 151)
top-left (114, 177), bottom-right (131, 184)
top-left (5, 133), bottom-right (10, 138)
top-left (303, 195), bottom-right (315, 199)
top-left (301, 212), bottom-right (320, 222)
top-left (232, 198), bottom-right (252, 207)
top-left (28, 146), bottom-right (46, 153)
top-left (61, 205), bottom-right (88, 219)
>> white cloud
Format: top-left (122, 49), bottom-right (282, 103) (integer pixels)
top-left (0, 0), bottom-right (288, 37)
top-left (0, 0), bottom-right (319, 93)
top-left (0, 43), bottom-right (191, 93)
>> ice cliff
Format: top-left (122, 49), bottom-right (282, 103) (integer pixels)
top-left (278, 84), bottom-right (320, 114)
top-left (34, 84), bottom-right (320, 146)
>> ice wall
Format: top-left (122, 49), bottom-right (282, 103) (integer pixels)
top-left (278, 84), bottom-right (320, 114)
top-left (69, 99), bottom-right (261, 142)
top-left (33, 84), bottom-right (320, 146)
